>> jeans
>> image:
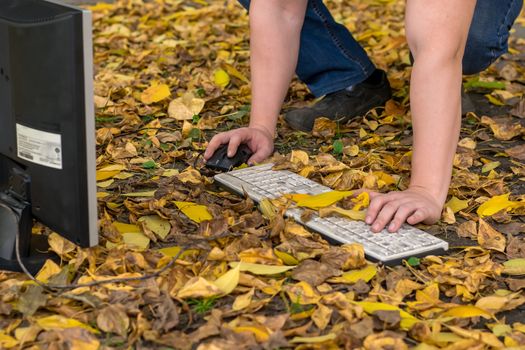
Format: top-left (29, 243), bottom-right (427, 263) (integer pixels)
top-left (237, 0), bottom-right (523, 97)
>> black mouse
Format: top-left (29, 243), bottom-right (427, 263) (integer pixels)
top-left (205, 144), bottom-right (253, 171)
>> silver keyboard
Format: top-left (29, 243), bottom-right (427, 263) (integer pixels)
top-left (214, 163), bottom-right (448, 265)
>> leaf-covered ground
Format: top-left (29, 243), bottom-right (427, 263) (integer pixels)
top-left (1, 0), bottom-right (525, 349)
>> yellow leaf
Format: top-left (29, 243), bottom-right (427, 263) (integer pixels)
top-left (311, 304), bottom-right (333, 330)
top-left (223, 63), bottom-right (250, 83)
top-left (329, 264), bottom-right (377, 284)
top-left (274, 249), bottom-right (299, 265)
top-left (481, 161), bottom-right (500, 173)
top-left (138, 215), bottom-right (171, 239)
top-left (96, 170), bottom-right (120, 181)
top-left (174, 201), bottom-right (213, 223)
top-left (0, 332), bottom-right (18, 348)
top-left (319, 206), bottom-right (366, 221)
top-left (232, 288), bottom-right (255, 311)
top-left (285, 281), bottom-right (321, 305)
top-left (353, 301), bottom-right (418, 330)
top-left (122, 232), bottom-right (150, 250)
top-left (447, 325), bottom-right (504, 348)
top-left (295, 190), bottom-right (354, 210)
top-left (112, 222), bottom-right (141, 234)
top-left (35, 259), bottom-right (61, 283)
top-left (36, 315), bottom-right (99, 334)
top-left (284, 193), bottom-right (311, 203)
top-left (168, 92), bottom-right (205, 120)
top-left (441, 305), bottom-right (492, 319)
top-left (141, 83), bottom-right (170, 104)
top-left (290, 333), bottom-right (337, 344)
top-left (97, 179), bottom-right (114, 188)
top-left (503, 259), bottom-right (525, 275)
top-left (157, 247), bottom-right (197, 265)
top-left (485, 94), bottom-right (504, 106)
top-left (213, 68), bottom-right (230, 89)
top-left (213, 263), bottom-right (240, 294)
top-left (229, 261), bottom-right (295, 275)
top-left (48, 232), bottom-right (76, 257)
top-left (177, 277), bottom-right (223, 299)
top-left (232, 325), bottom-right (270, 342)
top-left (477, 193), bottom-right (522, 217)
top-left (122, 190), bottom-right (156, 197)
top-left (446, 196), bottom-right (469, 213)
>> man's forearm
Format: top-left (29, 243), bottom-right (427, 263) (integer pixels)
top-left (409, 57), bottom-right (462, 205)
top-left (248, 0), bottom-right (307, 135)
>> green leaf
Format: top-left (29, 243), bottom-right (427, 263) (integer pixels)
top-left (463, 79), bottom-right (505, 90)
top-left (333, 139), bottom-right (344, 155)
top-left (142, 160), bottom-right (157, 169)
top-left (407, 257), bottom-right (420, 267)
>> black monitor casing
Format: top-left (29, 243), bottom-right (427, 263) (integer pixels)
top-left (0, 0), bottom-right (97, 271)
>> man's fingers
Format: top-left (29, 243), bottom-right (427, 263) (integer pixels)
top-left (204, 133), bottom-right (230, 160)
top-left (365, 194), bottom-right (391, 225)
top-left (387, 204), bottom-right (417, 232)
top-left (227, 134), bottom-right (243, 157)
top-left (370, 201), bottom-right (400, 232)
top-left (407, 208), bottom-right (427, 225)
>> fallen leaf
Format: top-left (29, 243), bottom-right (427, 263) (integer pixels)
top-left (295, 190), bottom-right (354, 210)
top-left (168, 92), bottom-right (205, 120)
top-left (477, 218), bottom-right (506, 252)
top-left (138, 215), bottom-right (171, 239)
top-left (174, 201), bottom-right (213, 223)
top-left (141, 83), bottom-right (170, 104)
top-left (213, 263), bottom-right (240, 294)
top-left (36, 315), bottom-right (99, 334)
top-left (96, 304), bottom-right (130, 337)
top-left (477, 193), bottom-right (522, 217)
top-left (229, 261), bottom-right (295, 275)
top-left (505, 144), bottom-right (525, 161)
top-left (441, 305), bottom-right (492, 319)
top-left (328, 264), bottom-right (377, 284)
top-left (503, 259), bottom-right (525, 275)
top-left (213, 68), bottom-right (230, 89)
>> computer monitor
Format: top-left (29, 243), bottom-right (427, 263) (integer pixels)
top-left (0, 0), bottom-right (98, 273)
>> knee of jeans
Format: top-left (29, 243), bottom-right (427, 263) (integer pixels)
top-left (462, 38), bottom-right (497, 75)
top-left (237, 0), bottom-right (250, 10)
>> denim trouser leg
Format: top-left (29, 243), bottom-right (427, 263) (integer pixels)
top-left (237, 0), bottom-right (376, 97)
top-left (463, 0), bottom-right (523, 74)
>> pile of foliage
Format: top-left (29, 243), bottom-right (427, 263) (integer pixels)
top-left (1, 0), bottom-right (524, 349)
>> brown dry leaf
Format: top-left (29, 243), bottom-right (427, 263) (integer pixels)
top-left (312, 117), bottom-right (337, 138)
top-left (291, 259), bottom-right (341, 286)
top-left (477, 219), bottom-right (506, 252)
top-left (168, 92), bottom-right (205, 120)
top-left (505, 144), bottom-right (525, 160)
top-left (177, 277), bottom-right (223, 299)
top-left (507, 236), bottom-right (525, 259)
top-left (481, 115), bottom-right (523, 140)
top-left (456, 220), bottom-right (477, 239)
top-left (96, 304), bottom-right (130, 337)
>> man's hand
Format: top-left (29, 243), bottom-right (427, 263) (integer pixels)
top-left (204, 126), bottom-right (274, 165)
top-left (364, 187), bottom-right (442, 233)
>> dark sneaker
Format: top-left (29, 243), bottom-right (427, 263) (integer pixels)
top-left (284, 69), bottom-right (392, 132)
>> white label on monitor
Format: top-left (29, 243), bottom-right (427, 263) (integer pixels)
top-left (16, 124), bottom-right (63, 169)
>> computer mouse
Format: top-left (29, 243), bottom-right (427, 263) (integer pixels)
top-left (205, 144), bottom-right (253, 171)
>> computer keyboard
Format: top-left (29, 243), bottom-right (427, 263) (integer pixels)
top-left (214, 163), bottom-right (448, 265)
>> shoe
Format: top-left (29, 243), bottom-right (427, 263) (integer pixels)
top-left (284, 69), bottom-right (392, 132)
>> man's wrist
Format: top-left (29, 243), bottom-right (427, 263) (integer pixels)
top-left (407, 183), bottom-right (448, 206)
top-left (249, 123), bottom-right (275, 139)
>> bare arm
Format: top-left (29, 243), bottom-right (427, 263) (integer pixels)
top-left (248, 0), bottom-right (307, 137)
top-left (204, 0), bottom-right (307, 163)
top-left (366, 0), bottom-right (477, 232)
